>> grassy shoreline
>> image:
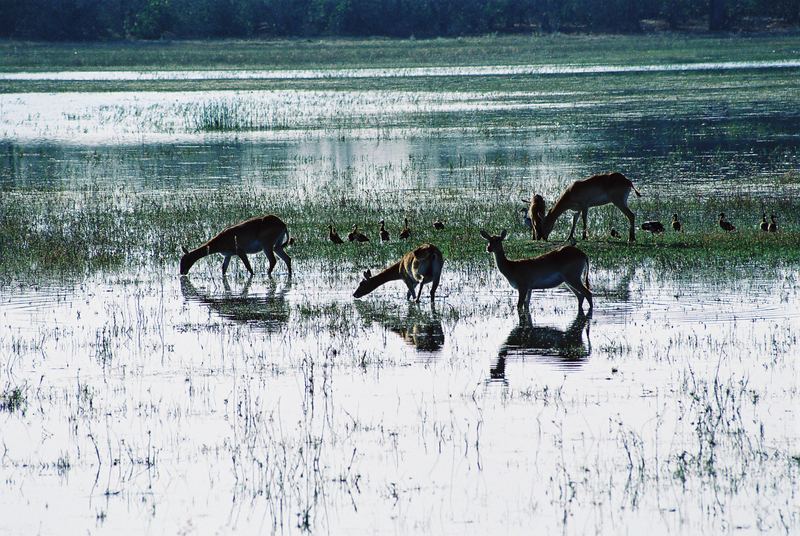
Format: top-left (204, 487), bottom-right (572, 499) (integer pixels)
top-left (2, 185), bottom-right (798, 280)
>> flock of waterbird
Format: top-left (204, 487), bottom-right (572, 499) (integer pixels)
top-left (178, 171), bottom-right (780, 312)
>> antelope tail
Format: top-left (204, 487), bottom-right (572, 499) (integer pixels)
top-left (631, 183), bottom-right (642, 197)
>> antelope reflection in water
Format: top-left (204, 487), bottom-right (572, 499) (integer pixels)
top-left (180, 276), bottom-right (290, 330)
top-left (355, 301), bottom-right (445, 352)
top-left (490, 310), bottom-right (591, 382)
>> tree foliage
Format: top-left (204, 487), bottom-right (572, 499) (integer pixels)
top-left (0, 0), bottom-right (797, 40)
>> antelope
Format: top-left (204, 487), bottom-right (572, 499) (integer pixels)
top-left (329, 224), bottom-right (344, 244)
top-left (480, 230), bottom-right (592, 312)
top-left (768, 214), bottom-right (778, 233)
top-left (719, 213), bottom-right (736, 232)
top-left (433, 219), bottom-right (445, 230)
top-left (379, 220), bottom-right (390, 242)
top-left (525, 194), bottom-right (546, 240)
top-left (399, 217), bottom-right (411, 240)
top-left (671, 214), bottom-right (682, 232)
top-left (353, 243), bottom-right (444, 302)
top-left (759, 214), bottom-right (769, 232)
top-left (641, 220), bottom-right (665, 234)
top-left (348, 225), bottom-right (369, 242)
top-left (538, 172), bottom-right (641, 242)
top-left (179, 215), bottom-right (292, 277)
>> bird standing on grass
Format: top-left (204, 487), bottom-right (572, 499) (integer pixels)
top-left (718, 213), bottom-right (736, 232)
top-left (433, 219), bottom-right (445, 230)
top-left (379, 220), bottom-right (390, 242)
top-left (641, 221), bottom-right (665, 235)
top-left (610, 228), bottom-right (621, 239)
top-left (768, 214), bottom-right (778, 233)
top-left (759, 213), bottom-right (769, 232)
top-left (671, 214), bottom-right (682, 232)
top-left (329, 224), bottom-right (344, 244)
top-left (399, 217), bottom-right (411, 240)
top-left (348, 225), bottom-right (370, 242)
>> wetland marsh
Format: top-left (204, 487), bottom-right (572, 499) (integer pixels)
top-left (1, 34), bottom-right (799, 535)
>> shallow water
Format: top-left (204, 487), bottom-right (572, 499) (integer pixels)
top-left (1, 264), bottom-right (798, 534)
top-left (2, 50), bottom-right (800, 534)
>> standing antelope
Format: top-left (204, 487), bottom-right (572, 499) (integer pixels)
top-left (180, 215), bottom-right (292, 277)
top-left (480, 230), bottom-right (592, 312)
top-left (537, 172), bottom-right (641, 242)
top-left (353, 244), bottom-right (444, 302)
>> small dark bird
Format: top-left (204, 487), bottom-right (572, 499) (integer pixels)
top-left (329, 224), bottom-right (344, 244)
top-left (641, 221), bottom-right (665, 234)
top-left (399, 217), bottom-right (411, 240)
top-left (768, 214), bottom-right (778, 233)
top-left (610, 228), bottom-right (621, 239)
top-left (433, 219), bottom-right (445, 230)
top-left (348, 225), bottom-right (370, 242)
top-left (719, 213), bottom-right (736, 232)
top-left (671, 214), bottom-right (682, 232)
top-left (379, 219), bottom-right (390, 242)
top-left (759, 213), bottom-right (769, 232)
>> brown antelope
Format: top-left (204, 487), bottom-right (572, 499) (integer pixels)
top-left (480, 229), bottom-right (592, 312)
top-left (179, 215), bottom-right (292, 277)
top-left (353, 243), bottom-right (444, 302)
top-left (525, 194), bottom-right (546, 240)
top-left (538, 172), bottom-right (641, 242)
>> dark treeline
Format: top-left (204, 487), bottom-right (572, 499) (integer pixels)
top-left (1, 0), bottom-right (798, 40)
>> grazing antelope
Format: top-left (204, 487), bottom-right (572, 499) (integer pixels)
top-left (538, 172), bottom-right (641, 242)
top-left (719, 213), bottom-right (736, 232)
top-left (433, 219), bottom-right (445, 230)
top-left (179, 215), bottom-right (292, 277)
top-left (379, 220), bottom-right (390, 242)
top-left (671, 214), bottom-right (682, 232)
top-left (526, 194), bottom-right (546, 240)
top-left (479, 229), bottom-right (592, 312)
top-left (641, 221), bottom-right (665, 234)
top-left (399, 217), bottom-right (411, 240)
top-left (348, 225), bottom-right (370, 242)
top-left (329, 224), bottom-right (344, 244)
top-left (759, 214), bottom-right (769, 232)
top-left (768, 214), bottom-right (778, 233)
top-left (353, 243), bottom-right (444, 302)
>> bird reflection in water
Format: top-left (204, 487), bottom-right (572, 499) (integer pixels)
top-left (355, 301), bottom-right (445, 352)
top-left (180, 276), bottom-right (290, 330)
top-left (490, 310), bottom-right (591, 382)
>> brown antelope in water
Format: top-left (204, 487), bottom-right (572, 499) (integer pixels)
top-left (537, 172), bottom-right (641, 242)
top-left (480, 230), bottom-right (592, 312)
top-left (353, 243), bottom-right (444, 302)
top-left (180, 215), bottom-right (292, 277)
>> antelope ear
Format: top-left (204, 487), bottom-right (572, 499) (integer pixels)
top-left (181, 246), bottom-right (189, 255)
top-left (500, 229), bottom-right (508, 240)
top-left (363, 269), bottom-right (372, 280)
top-left (479, 230), bottom-right (491, 241)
